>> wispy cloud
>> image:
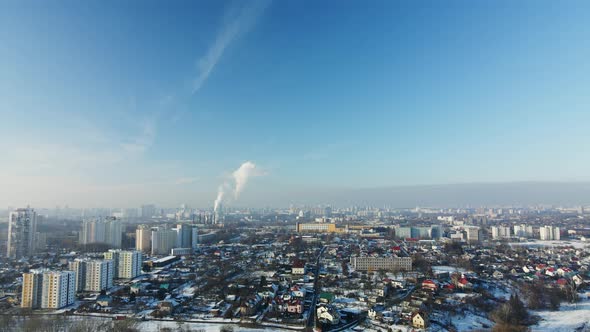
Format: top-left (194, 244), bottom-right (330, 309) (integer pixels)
top-left (120, 116), bottom-right (157, 153)
top-left (192, 0), bottom-right (271, 94)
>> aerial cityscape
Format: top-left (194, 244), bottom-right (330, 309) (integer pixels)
top-left (1, 1), bottom-right (590, 332)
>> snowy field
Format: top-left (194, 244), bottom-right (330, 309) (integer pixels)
top-left (509, 240), bottom-right (590, 249)
top-left (532, 293), bottom-right (590, 331)
top-left (432, 266), bottom-right (468, 274)
top-left (136, 321), bottom-right (296, 332)
top-left (452, 311), bottom-right (493, 331)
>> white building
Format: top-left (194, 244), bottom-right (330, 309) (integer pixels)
top-left (540, 226), bottom-right (560, 241)
top-left (491, 226), bottom-right (511, 239)
top-left (513, 224), bottom-right (534, 238)
top-left (174, 224), bottom-right (193, 248)
top-left (151, 228), bottom-right (178, 256)
top-left (85, 260), bottom-right (114, 292)
top-left (7, 207), bottom-right (37, 259)
top-left (191, 225), bottom-right (199, 249)
top-left (79, 217), bottom-right (122, 248)
top-left (104, 250), bottom-right (142, 279)
top-left (135, 225), bottom-right (152, 252)
top-left (41, 271), bottom-right (76, 309)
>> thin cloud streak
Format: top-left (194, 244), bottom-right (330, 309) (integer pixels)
top-left (192, 0), bottom-right (271, 94)
top-left (120, 116), bottom-right (157, 153)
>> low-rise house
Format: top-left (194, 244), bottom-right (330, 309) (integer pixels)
top-left (292, 260), bottom-right (306, 275)
top-left (411, 311), bottom-right (428, 329)
top-left (422, 279), bottom-right (437, 291)
top-left (493, 270), bottom-right (504, 279)
top-left (286, 299), bottom-right (303, 314)
top-left (96, 295), bottom-right (112, 307)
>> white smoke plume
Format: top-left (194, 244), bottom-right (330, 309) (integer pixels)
top-left (232, 161), bottom-right (256, 199)
top-left (213, 185), bottom-right (225, 212)
top-left (214, 161), bottom-right (262, 212)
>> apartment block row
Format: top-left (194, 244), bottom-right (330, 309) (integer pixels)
top-left (22, 250), bottom-right (142, 309)
top-left (136, 224), bottom-right (199, 255)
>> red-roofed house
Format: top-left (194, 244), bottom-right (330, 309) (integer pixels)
top-left (422, 279), bottom-right (437, 291)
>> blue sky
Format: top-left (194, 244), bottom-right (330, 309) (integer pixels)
top-left (1, 0), bottom-right (589, 207)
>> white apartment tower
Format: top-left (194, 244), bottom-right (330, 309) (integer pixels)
top-left (79, 217), bottom-right (122, 248)
top-left (491, 226), bottom-right (511, 239)
top-left (7, 207), bottom-right (38, 259)
top-left (151, 228), bottom-right (178, 255)
top-left (539, 226), bottom-right (561, 240)
top-left (85, 260), bottom-right (114, 292)
top-left (41, 271), bottom-right (76, 309)
top-left (135, 225), bottom-right (152, 252)
top-left (104, 249), bottom-right (142, 279)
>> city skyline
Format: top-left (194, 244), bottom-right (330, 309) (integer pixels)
top-left (2, 1), bottom-right (590, 207)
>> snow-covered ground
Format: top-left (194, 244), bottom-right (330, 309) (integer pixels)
top-left (136, 321), bottom-right (295, 331)
top-left (452, 311), bottom-right (493, 331)
top-left (533, 292), bottom-right (590, 331)
top-left (509, 240), bottom-right (590, 249)
top-left (432, 266), bottom-right (467, 274)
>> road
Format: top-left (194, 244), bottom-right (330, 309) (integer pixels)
top-left (306, 245), bottom-right (327, 331)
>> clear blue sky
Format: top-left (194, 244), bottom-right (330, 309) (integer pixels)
top-left (1, 0), bottom-right (589, 207)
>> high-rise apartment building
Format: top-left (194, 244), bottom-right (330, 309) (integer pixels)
top-left (21, 270), bottom-right (43, 308)
top-left (540, 226), bottom-right (560, 241)
top-left (151, 228), bottom-right (178, 255)
top-left (85, 260), bottom-right (114, 292)
top-left (79, 217), bottom-right (122, 248)
top-left (191, 225), bottom-right (199, 249)
top-left (465, 226), bottom-right (481, 242)
top-left (41, 271), bottom-right (76, 309)
top-left (68, 259), bottom-right (88, 292)
top-left (104, 249), bottom-right (142, 279)
top-left (135, 225), bottom-right (152, 252)
top-left (491, 226), bottom-right (511, 239)
top-left (21, 270), bottom-right (75, 309)
top-left (7, 207), bottom-right (38, 259)
top-left (175, 224), bottom-right (193, 248)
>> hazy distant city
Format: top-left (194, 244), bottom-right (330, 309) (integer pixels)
top-left (2, 1), bottom-right (590, 332)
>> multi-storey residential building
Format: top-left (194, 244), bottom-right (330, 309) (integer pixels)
top-left (491, 226), bottom-right (511, 239)
top-left (151, 228), bottom-right (178, 255)
top-left (296, 222), bottom-right (345, 233)
top-left (135, 225), bottom-right (152, 252)
top-left (104, 250), bottom-right (142, 279)
top-left (22, 270), bottom-right (75, 309)
top-left (466, 226), bottom-right (481, 242)
top-left (68, 259), bottom-right (88, 292)
top-left (41, 271), bottom-right (75, 309)
top-left (21, 270), bottom-right (43, 308)
top-left (79, 217), bottom-right (122, 248)
top-left (7, 207), bottom-right (37, 259)
top-left (175, 224), bottom-right (193, 248)
top-left (191, 225), bottom-right (199, 249)
top-left (85, 260), bottom-right (114, 292)
top-left (349, 256), bottom-right (412, 271)
top-left (513, 224), bottom-right (534, 238)
top-left (540, 226), bottom-right (560, 240)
